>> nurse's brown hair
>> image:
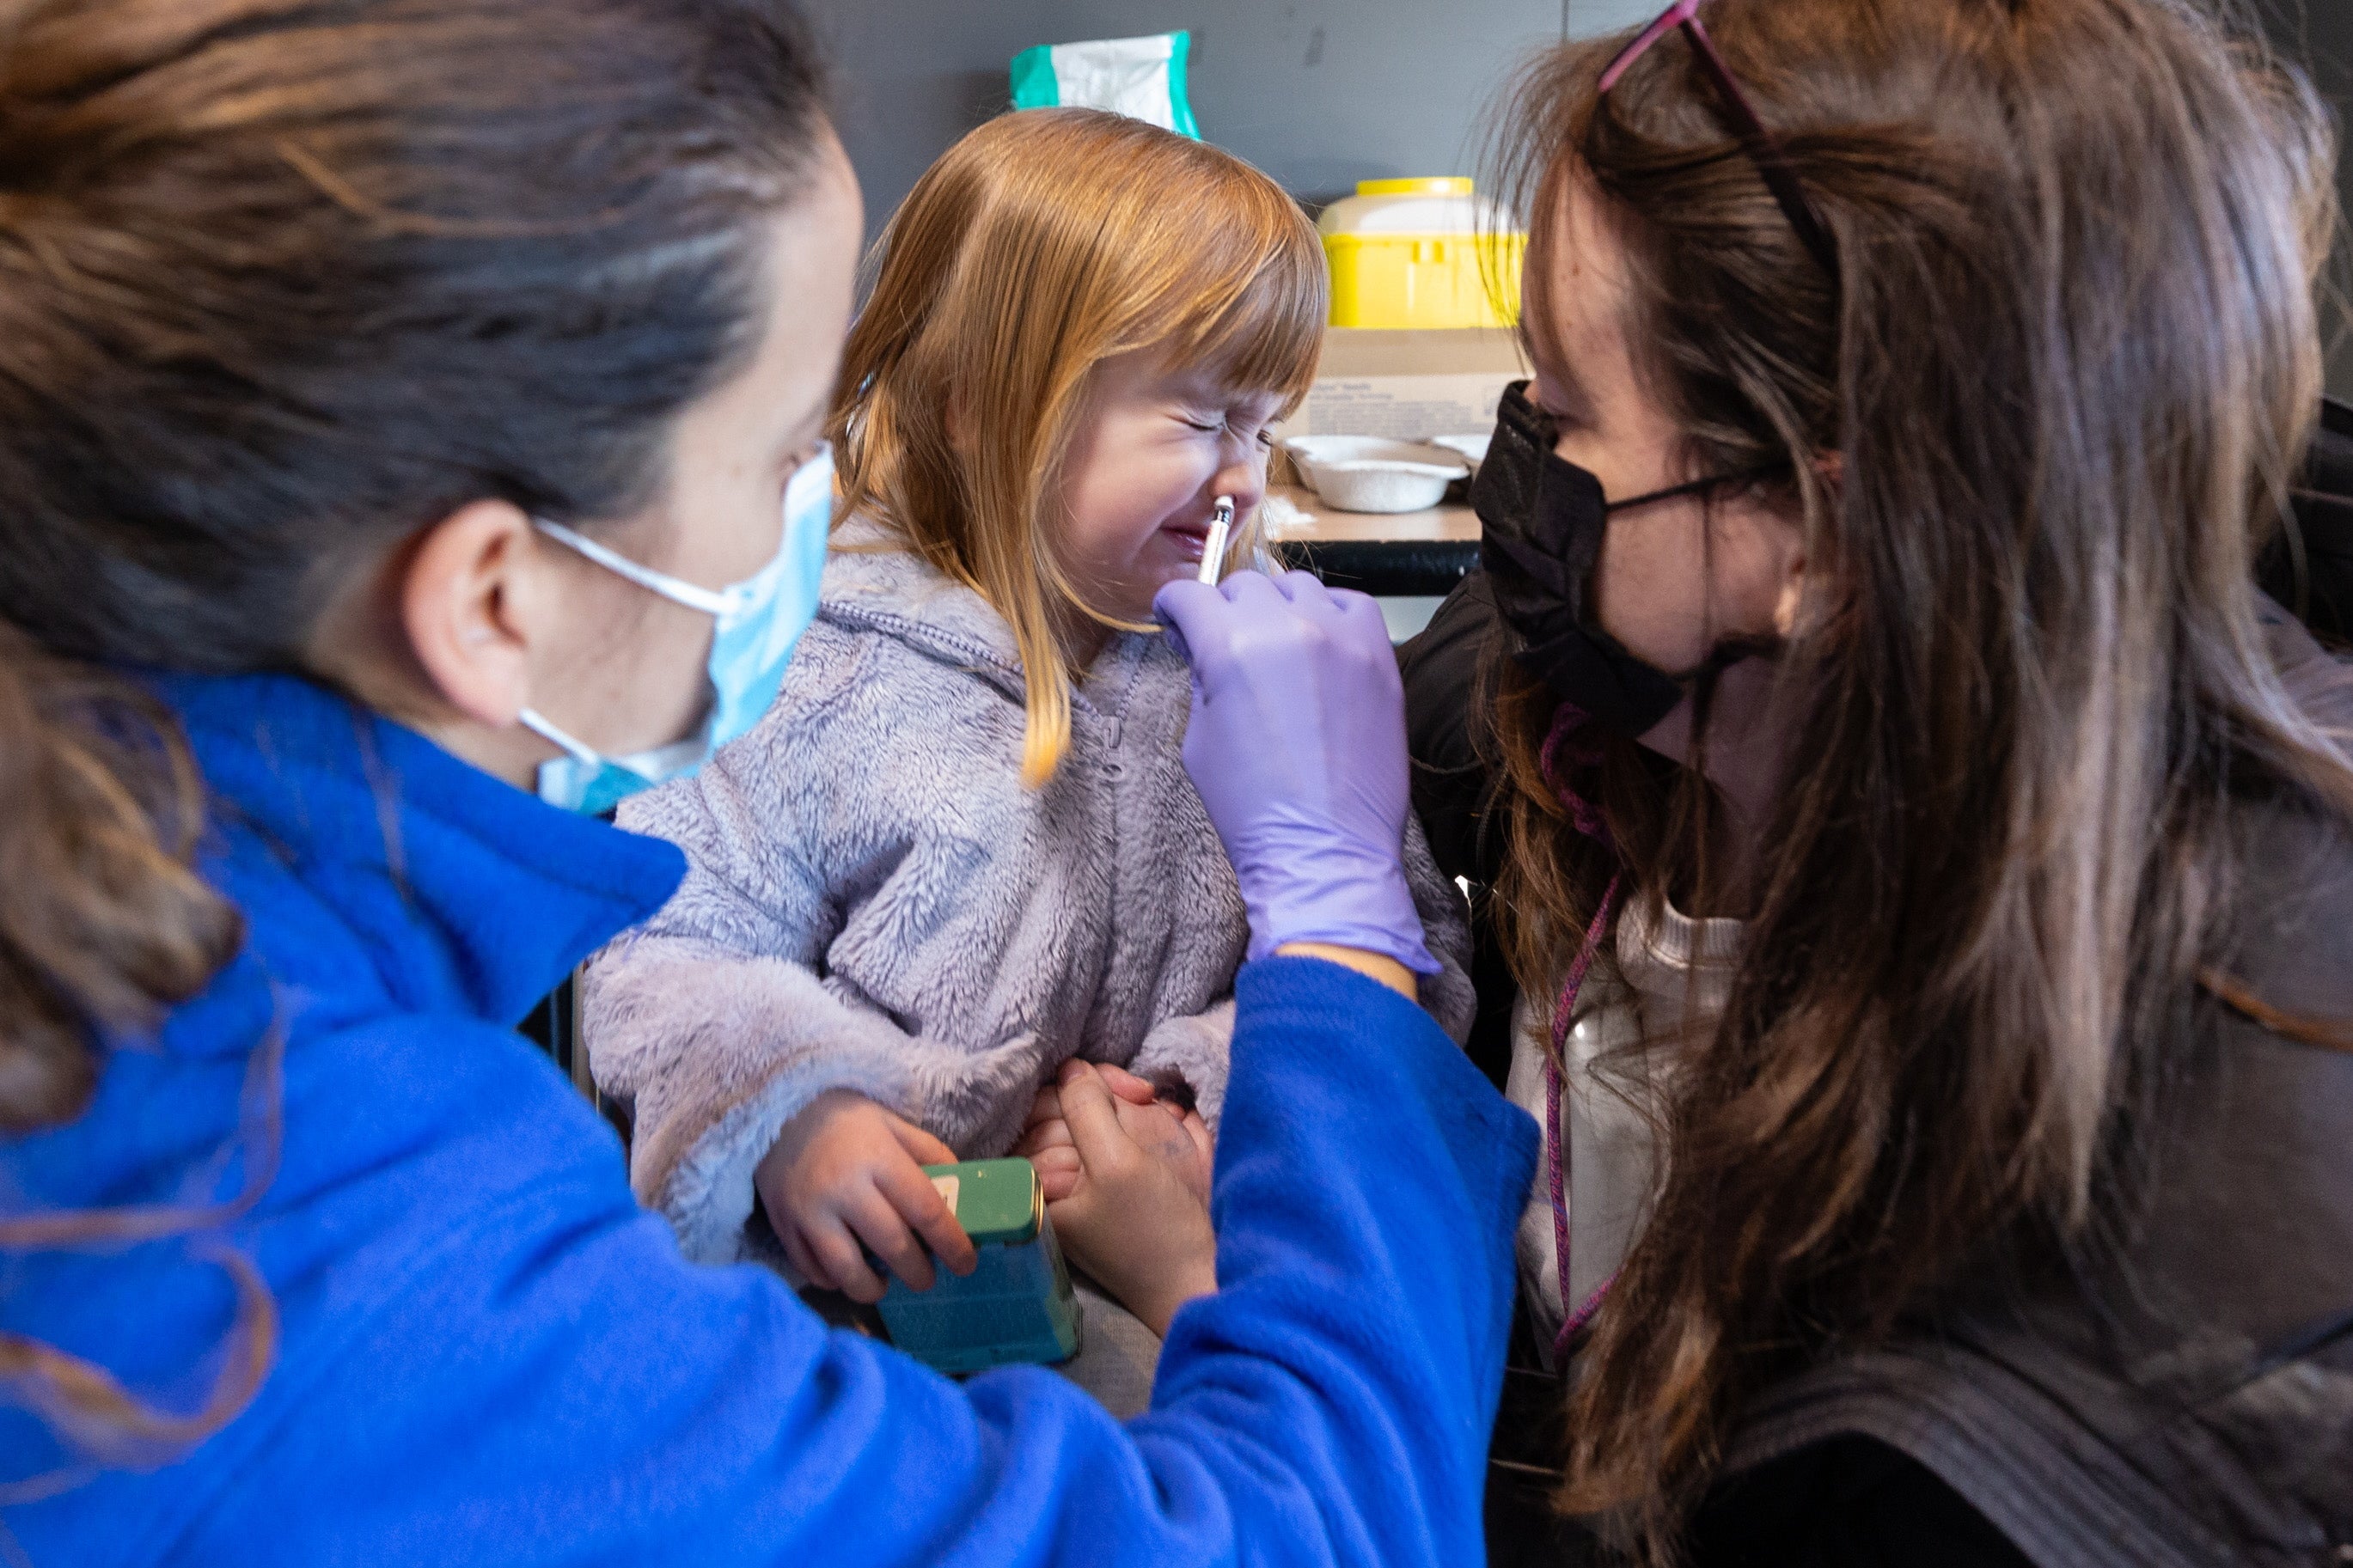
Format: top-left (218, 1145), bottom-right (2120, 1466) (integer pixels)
top-left (831, 107), bottom-right (1324, 786)
top-left (1479, 0), bottom-right (2350, 1555)
top-left (0, 0), bottom-right (828, 1476)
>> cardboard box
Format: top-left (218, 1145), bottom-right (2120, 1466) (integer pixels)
top-left (1286, 326), bottom-right (1528, 443)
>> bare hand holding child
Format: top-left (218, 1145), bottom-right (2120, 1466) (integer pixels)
top-left (1017, 1062), bottom-right (1212, 1208)
top-left (1015, 1061), bottom-right (1217, 1336)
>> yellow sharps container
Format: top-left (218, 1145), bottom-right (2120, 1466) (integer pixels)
top-left (1319, 177), bottom-right (1525, 330)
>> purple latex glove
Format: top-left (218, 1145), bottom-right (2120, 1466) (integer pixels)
top-left (1153, 570), bottom-right (1439, 974)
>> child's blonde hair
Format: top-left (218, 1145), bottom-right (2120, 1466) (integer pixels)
top-left (830, 107), bottom-right (1327, 786)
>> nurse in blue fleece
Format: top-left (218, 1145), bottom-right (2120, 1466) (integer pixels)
top-left (0, 1), bottom-right (1535, 1564)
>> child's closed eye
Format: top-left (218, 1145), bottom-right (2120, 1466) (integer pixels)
top-left (1176, 410), bottom-right (1280, 449)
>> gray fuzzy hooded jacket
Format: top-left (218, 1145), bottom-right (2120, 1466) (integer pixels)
top-left (584, 529), bottom-right (1476, 1266)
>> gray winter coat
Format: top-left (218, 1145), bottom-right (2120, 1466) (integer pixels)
top-left (584, 528), bottom-right (1476, 1266)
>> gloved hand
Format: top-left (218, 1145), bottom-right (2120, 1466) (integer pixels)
top-left (1154, 570), bottom-right (1439, 974)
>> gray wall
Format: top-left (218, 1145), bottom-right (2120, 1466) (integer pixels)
top-left (806, 0), bottom-right (1661, 243)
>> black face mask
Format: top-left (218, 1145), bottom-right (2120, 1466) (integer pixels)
top-left (1470, 379), bottom-right (1787, 735)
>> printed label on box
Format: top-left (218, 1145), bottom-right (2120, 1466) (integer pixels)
top-left (1299, 373), bottom-right (1514, 441)
top-left (930, 1174), bottom-right (961, 1216)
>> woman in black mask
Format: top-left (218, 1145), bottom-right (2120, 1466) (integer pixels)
top-left (1403, 0), bottom-right (2353, 1564)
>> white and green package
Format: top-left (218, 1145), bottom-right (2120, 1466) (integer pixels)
top-left (1009, 31), bottom-right (1201, 139)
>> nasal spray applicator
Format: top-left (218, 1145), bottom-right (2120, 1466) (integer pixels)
top-left (1199, 495), bottom-right (1235, 584)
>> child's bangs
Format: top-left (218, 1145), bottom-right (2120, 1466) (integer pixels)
top-left (1140, 190), bottom-right (1327, 409)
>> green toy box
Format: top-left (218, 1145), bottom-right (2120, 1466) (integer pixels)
top-left (877, 1157), bottom-right (1082, 1375)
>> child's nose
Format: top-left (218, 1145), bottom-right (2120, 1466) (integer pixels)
top-left (1213, 449), bottom-right (1268, 517)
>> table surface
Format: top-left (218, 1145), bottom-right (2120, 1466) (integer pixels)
top-left (1263, 482), bottom-right (1480, 545)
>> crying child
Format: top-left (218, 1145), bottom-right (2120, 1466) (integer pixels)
top-left (584, 107), bottom-right (1472, 1412)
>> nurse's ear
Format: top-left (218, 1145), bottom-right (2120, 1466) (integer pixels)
top-left (397, 500), bottom-right (547, 729)
top-left (309, 498), bottom-right (558, 740)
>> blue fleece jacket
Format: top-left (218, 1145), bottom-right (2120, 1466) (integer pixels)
top-left (0, 673), bottom-right (1537, 1567)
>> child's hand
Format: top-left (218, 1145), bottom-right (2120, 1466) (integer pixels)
top-left (1017, 1061), bottom-right (1217, 1337)
top-left (756, 1089), bottom-right (979, 1303)
top-left (1016, 1062), bottom-right (1213, 1210)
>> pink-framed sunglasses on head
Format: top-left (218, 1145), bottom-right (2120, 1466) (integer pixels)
top-left (1599, 0), bottom-right (1841, 280)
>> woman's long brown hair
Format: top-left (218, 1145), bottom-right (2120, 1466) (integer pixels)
top-left (0, 0), bottom-right (828, 1481)
top-left (1478, 0), bottom-right (2353, 1555)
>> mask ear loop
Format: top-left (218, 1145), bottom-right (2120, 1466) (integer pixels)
top-left (516, 706), bottom-right (602, 766)
top-left (534, 520), bottom-right (736, 617)
top-left (1604, 462), bottom-right (1791, 519)
top-left (1538, 702), bottom-right (1625, 1361)
top-left (519, 519), bottom-right (739, 770)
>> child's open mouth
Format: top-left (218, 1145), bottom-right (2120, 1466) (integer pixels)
top-left (1163, 523), bottom-right (1211, 559)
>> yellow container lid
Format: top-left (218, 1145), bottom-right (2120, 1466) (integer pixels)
top-left (1356, 176), bottom-right (1474, 198)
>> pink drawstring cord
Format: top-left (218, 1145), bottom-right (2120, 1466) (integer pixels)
top-left (1537, 703), bottom-right (1623, 1361)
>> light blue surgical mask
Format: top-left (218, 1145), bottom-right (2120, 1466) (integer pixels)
top-left (520, 442), bottom-right (834, 814)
